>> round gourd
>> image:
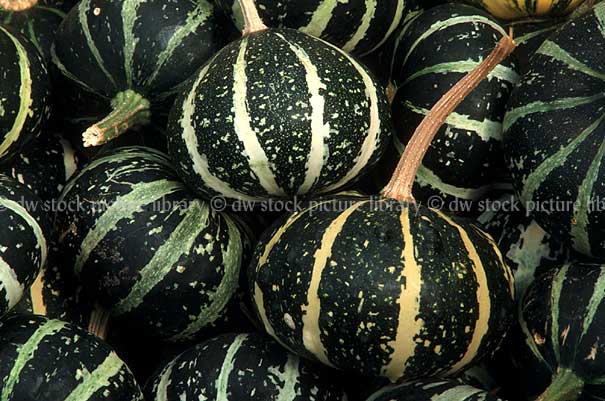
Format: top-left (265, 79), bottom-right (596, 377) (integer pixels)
top-left (52, 0), bottom-right (227, 147)
top-left (214, 0), bottom-right (412, 56)
top-left (382, 4), bottom-right (519, 210)
top-left (0, 25), bottom-right (51, 162)
top-left (457, 0), bottom-right (585, 20)
top-left (503, 3), bottom-right (605, 259)
top-left (0, 174), bottom-right (49, 318)
top-left (0, 314), bottom-right (144, 400)
top-left (504, 18), bottom-right (561, 74)
top-left (365, 379), bottom-right (503, 401)
top-left (56, 146), bottom-right (244, 341)
top-left (0, 133), bottom-right (80, 201)
top-left (145, 333), bottom-right (347, 401)
top-left (167, 8), bottom-right (391, 202)
top-left (520, 263), bottom-right (605, 401)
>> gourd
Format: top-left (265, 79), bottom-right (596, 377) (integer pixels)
top-left (504, 18), bottom-right (562, 74)
top-left (365, 379), bottom-right (503, 401)
top-left (145, 333), bottom-right (347, 401)
top-left (248, 17), bottom-right (516, 381)
top-left (0, 314), bottom-right (143, 400)
top-left (382, 4), bottom-right (519, 211)
top-left (503, 2), bottom-right (605, 258)
top-left (167, 0), bottom-right (391, 202)
top-left (458, 0), bottom-right (586, 20)
top-left (55, 146), bottom-right (243, 341)
top-left (213, 0), bottom-right (412, 56)
top-left (51, 0), bottom-right (227, 148)
top-left (0, 24), bottom-right (51, 162)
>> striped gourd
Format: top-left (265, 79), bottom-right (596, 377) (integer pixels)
top-left (0, 25), bottom-right (51, 162)
top-left (0, 0), bottom-right (66, 61)
top-left (145, 333), bottom-right (347, 401)
top-left (214, 0), bottom-right (412, 56)
top-left (457, 0), bottom-right (586, 19)
top-left (504, 18), bottom-right (562, 74)
top-left (520, 263), bottom-right (605, 401)
top-left (0, 132), bottom-right (80, 201)
top-left (52, 0), bottom-right (226, 147)
top-left (477, 195), bottom-right (570, 299)
top-left (0, 314), bottom-right (143, 400)
top-left (167, 3), bottom-right (391, 202)
top-left (0, 175), bottom-right (49, 318)
top-left (383, 5), bottom-right (519, 210)
top-left (55, 146), bottom-right (243, 341)
top-left (503, 2), bottom-right (605, 258)
top-left (365, 379), bottom-right (503, 401)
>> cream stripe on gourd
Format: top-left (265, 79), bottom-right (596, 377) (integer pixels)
top-left (342, 0), bottom-right (378, 53)
top-left (300, 0), bottom-right (339, 38)
top-left (402, 61), bottom-right (519, 87)
top-left (0, 198), bottom-right (47, 268)
top-left (366, 0), bottom-right (406, 55)
top-left (538, 40), bottom-right (605, 80)
top-left (63, 352), bottom-right (125, 401)
top-left (0, 256), bottom-right (24, 309)
top-left (121, 0), bottom-right (146, 87)
top-left (154, 360), bottom-right (175, 401)
top-left (580, 267), bottom-right (605, 341)
top-left (550, 263), bottom-right (569, 364)
top-left (215, 334), bottom-right (248, 401)
top-left (272, 354), bottom-right (300, 401)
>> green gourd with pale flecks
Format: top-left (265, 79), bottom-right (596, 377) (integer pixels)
top-left (365, 379), bottom-right (504, 401)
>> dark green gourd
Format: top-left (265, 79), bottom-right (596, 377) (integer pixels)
top-left (56, 146), bottom-right (243, 341)
top-left (380, 4), bottom-right (519, 211)
top-left (248, 32), bottom-right (516, 381)
top-left (504, 18), bottom-right (562, 74)
top-left (0, 0), bottom-right (66, 61)
top-left (51, 0), bottom-right (226, 148)
top-left (519, 263), bottom-right (605, 401)
top-left (365, 379), bottom-right (503, 401)
top-left (167, 0), bottom-right (391, 202)
top-left (145, 333), bottom-right (347, 401)
top-left (214, 0), bottom-right (412, 56)
top-left (0, 314), bottom-right (143, 400)
top-left (0, 175), bottom-right (49, 319)
top-left (503, 2), bottom-right (605, 259)
top-left (0, 25), bottom-right (51, 162)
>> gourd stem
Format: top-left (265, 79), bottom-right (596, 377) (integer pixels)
top-left (82, 89), bottom-right (150, 148)
top-left (380, 32), bottom-right (516, 203)
top-left (238, 0), bottom-right (268, 36)
top-left (536, 368), bottom-right (584, 401)
top-left (0, 0), bottom-right (38, 11)
top-left (88, 303), bottom-right (111, 340)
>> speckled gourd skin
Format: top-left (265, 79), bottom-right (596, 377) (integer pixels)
top-left (168, 28), bottom-right (391, 202)
top-left (503, 3), bottom-right (605, 259)
top-left (214, 0), bottom-right (411, 56)
top-left (145, 333), bottom-right (347, 401)
top-left (384, 5), bottom-right (519, 209)
top-left (0, 26), bottom-right (51, 163)
top-left (0, 314), bottom-right (144, 401)
top-left (55, 146), bottom-right (243, 341)
top-left (249, 197), bottom-right (514, 381)
top-left (504, 18), bottom-right (562, 74)
top-left (365, 379), bottom-right (503, 401)
top-left (455, 0), bottom-right (585, 19)
top-left (52, 0), bottom-right (225, 102)
top-left (520, 263), bottom-right (605, 400)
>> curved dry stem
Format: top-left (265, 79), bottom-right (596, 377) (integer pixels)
top-left (88, 304), bottom-right (111, 340)
top-left (238, 0), bottom-right (268, 35)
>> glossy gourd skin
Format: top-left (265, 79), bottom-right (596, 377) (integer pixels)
top-left (503, 3), bottom-right (605, 259)
top-left (168, 28), bottom-right (391, 202)
top-left (459, 0), bottom-right (585, 20)
top-left (214, 0), bottom-right (411, 56)
top-left (145, 333), bottom-right (347, 401)
top-left (249, 197), bottom-right (514, 381)
top-left (56, 146), bottom-right (243, 341)
top-left (0, 314), bottom-right (143, 401)
top-left (383, 5), bottom-right (519, 210)
top-left (365, 379), bottom-right (503, 401)
top-left (0, 26), bottom-right (51, 162)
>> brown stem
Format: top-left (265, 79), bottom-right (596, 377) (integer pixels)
top-left (0, 0), bottom-right (38, 11)
top-left (88, 303), bottom-right (110, 340)
top-left (238, 0), bottom-right (268, 36)
top-left (381, 32), bottom-right (516, 203)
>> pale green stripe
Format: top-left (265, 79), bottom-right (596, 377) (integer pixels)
top-left (504, 93), bottom-right (605, 132)
top-left (537, 40), bottom-right (605, 81)
top-left (402, 60), bottom-right (519, 86)
top-left (365, 0), bottom-right (405, 55)
top-left (215, 334), bottom-right (248, 401)
top-left (594, 3), bottom-right (605, 40)
top-left (122, 0), bottom-right (146, 87)
top-left (63, 352), bottom-right (126, 401)
top-left (51, 44), bottom-right (99, 95)
top-left (154, 360), bottom-right (175, 401)
top-left (366, 385), bottom-right (396, 401)
top-left (580, 267), bottom-right (605, 340)
top-left (79, 0), bottom-right (117, 89)
top-left (1, 320), bottom-right (66, 399)
top-left (515, 25), bottom-right (558, 46)
top-left (112, 201), bottom-right (210, 315)
top-left (26, 20), bottom-right (43, 57)
top-left (0, 198), bottom-right (47, 268)
top-left (35, 5), bottom-right (67, 18)
top-left (551, 263), bottom-right (570, 365)
top-left (300, 0), bottom-right (339, 37)
top-left (74, 180), bottom-right (184, 275)
top-left (519, 305), bottom-right (549, 368)
top-left (520, 112), bottom-right (605, 204)
top-left (145, 1), bottom-right (212, 87)
top-left (272, 354), bottom-right (300, 401)
top-left (572, 138), bottom-right (605, 255)
top-left (388, 13), bottom-right (419, 85)
top-left (342, 0), bottom-right (377, 53)
top-left (0, 26), bottom-right (33, 159)
top-left (431, 386), bottom-right (483, 401)
top-left (169, 215), bottom-right (242, 341)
